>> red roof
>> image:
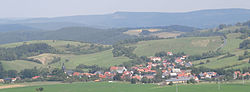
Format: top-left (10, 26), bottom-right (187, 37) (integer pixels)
top-left (162, 70), bottom-right (167, 73)
top-left (73, 72), bottom-right (81, 76)
top-left (138, 69), bottom-right (144, 72)
top-left (176, 59), bottom-right (182, 62)
top-left (132, 75), bottom-right (141, 80)
top-left (110, 66), bottom-right (118, 71)
top-left (150, 70), bottom-right (157, 73)
top-left (144, 75), bottom-right (154, 79)
top-left (32, 76), bottom-right (40, 79)
top-left (99, 74), bottom-right (106, 78)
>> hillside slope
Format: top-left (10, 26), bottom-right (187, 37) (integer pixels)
top-left (0, 40), bottom-right (130, 71)
top-left (132, 36), bottom-right (223, 56)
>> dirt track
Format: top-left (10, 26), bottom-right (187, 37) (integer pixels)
top-left (0, 85), bottom-right (26, 89)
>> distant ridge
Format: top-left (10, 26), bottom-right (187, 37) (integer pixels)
top-left (0, 8), bottom-right (250, 30)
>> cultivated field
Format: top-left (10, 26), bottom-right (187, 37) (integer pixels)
top-left (124, 29), bottom-right (161, 36)
top-left (132, 36), bottom-right (223, 56)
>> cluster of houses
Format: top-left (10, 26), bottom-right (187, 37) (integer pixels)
top-left (234, 71), bottom-right (250, 79)
top-left (0, 78), bottom-right (18, 84)
top-left (3, 52), bottom-right (246, 84)
top-left (64, 52), bottom-right (202, 84)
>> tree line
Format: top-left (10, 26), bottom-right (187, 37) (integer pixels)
top-left (187, 50), bottom-right (225, 61)
top-left (0, 43), bottom-right (57, 61)
top-left (239, 39), bottom-right (250, 49)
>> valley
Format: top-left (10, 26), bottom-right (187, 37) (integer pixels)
top-left (0, 7), bottom-right (250, 92)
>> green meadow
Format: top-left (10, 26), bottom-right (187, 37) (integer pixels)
top-left (132, 36), bottom-right (223, 56)
top-left (1, 81), bottom-right (250, 92)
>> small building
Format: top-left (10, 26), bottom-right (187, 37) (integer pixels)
top-left (143, 75), bottom-right (155, 79)
top-left (132, 75), bottom-right (142, 80)
top-left (0, 79), bottom-right (4, 83)
top-left (199, 72), bottom-right (217, 79)
top-left (32, 76), bottom-right (41, 79)
top-left (170, 73), bottom-right (177, 77)
top-left (65, 70), bottom-right (74, 76)
top-left (167, 52), bottom-right (173, 56)
top-left (150, 57), bottom-right (162, 62)
top-left (110, 66), bottom-right (127, 74)
top-left (165, 78), bottom-right (190, 84)
top-left (172, 69), bottom-right (181, 73)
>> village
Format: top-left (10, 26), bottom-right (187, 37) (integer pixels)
top-left (1, 51), bottom-right (250, 85)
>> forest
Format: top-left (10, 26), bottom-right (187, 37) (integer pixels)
top-left (0, 43), bottom-right (57, 61)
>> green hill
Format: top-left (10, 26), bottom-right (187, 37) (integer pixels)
top-left (0, 40), bottom-right (130, 71)
top-left (192, 33), bottom-right (250, 69)
top-left (190, 22), bottom-right (250, 69)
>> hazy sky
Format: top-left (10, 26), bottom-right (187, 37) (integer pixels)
top-left (0, 0), bottom-right (249, 18)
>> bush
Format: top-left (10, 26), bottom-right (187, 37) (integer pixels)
top-left (131, 78), bottom-right (137, 84)
top-left (168, 82), bottom-right (174, 86)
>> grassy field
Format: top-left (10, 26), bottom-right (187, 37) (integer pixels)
top-left (1, 81), bottom-right (250, 92)
top-left (52, 50), bottom-right (130, 69)
top-left (0, 60), bottom-right (44, 71)
top-left (124, 29), bottom-right (161, 36)
top-left (221, 33), bottom-right (243, 52)
top-left (192, 33), bottom-right (250, 69)
top-left (150, 32), bottom-right (182, 38)
top-left (132, 36), bottom-right (223, 56)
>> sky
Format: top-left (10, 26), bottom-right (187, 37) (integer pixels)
top-left (0, 0), bottom-right (249, 18)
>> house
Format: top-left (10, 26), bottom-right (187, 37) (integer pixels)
top-left (150, 57), bottom-right (162, 62)
top-left (172, 69), bottom-right (181, 73)
top-left (137, 69), bottom-right (144, 72)
top-left (73, 72), bottom-right (81, 76)
top-left (162, 71), bottom-right (170, 78)
top-left (32, 76), bottom-right (40, 79)
top-left (132, 75), bottom-right (142, 80)
top-left (149, 70), bottom-right (157, 75)
top-left (175, 59), bottom-right (182, 63)
top-left (180, 56), bottom-right (187, 60)
top-left (167, 52), bottom-right (173, 56)
top-left (11, 78), bottom-right (17, 82)
top-left (104, 72), bottom-right (115, 79)
top-left (143, 75), bottom-right (155, 79)
top-left (3, 78), bottom-right (14, 83)
top-left (234, 71), bottom-right (250, 79)
top-left (185, 62), bottom-right (192, 67)
top-left (47, 75), bottom-right (53, 78)
top-left (94, 79), bottom-right (100, 82)
top-left (65, 70), bottom-right (74, 76)
top-left (99, 74), bottom-right (106, 79)
top-left (165, 78), bottom-right (190, 84)
top-left (121, 71), bottom-right (133, 79)
top-left (170, 73), bottom-right (177, 77)
top-left (110, 66), bottom-right (127, 74)
top-left (199, 72), bottom-right (217, 79)
top-left (0, 79), bottom-right (4, 83)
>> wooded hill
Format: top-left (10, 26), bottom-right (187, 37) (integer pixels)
top-left (0, 25), bottom-right (198, 45)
